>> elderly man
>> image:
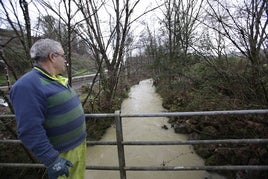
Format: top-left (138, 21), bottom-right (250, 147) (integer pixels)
top-left (10, 39), bottom-right (87, 179)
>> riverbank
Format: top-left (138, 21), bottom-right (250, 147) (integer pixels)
top-left (154, 78), bottom-right (268, 179)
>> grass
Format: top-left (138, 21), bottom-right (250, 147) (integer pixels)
top-left (0, 76), bottom-right (6, 86)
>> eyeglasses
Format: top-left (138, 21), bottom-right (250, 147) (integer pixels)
top-left (54, 53), bottom-right (67, 59)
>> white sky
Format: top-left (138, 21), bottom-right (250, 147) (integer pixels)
top-left (0, 0), bottom-right (163, 32)
top-left (0, 0), bottom-right (164, 55)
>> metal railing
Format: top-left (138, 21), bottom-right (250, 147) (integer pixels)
top-left (1, 109), bottom-right (268, 179)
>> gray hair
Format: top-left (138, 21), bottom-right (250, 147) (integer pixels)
top-left (30, 39), bottom-right (63, 61)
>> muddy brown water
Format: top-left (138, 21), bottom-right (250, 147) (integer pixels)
top-left (85, 79), bottom-right (226, 179)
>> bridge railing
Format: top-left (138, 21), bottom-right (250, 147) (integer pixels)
top-left (1, 109), bottom-right (268, 179)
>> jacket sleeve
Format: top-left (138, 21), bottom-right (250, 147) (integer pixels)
top-left (10, 81), bottom-right (59, 167)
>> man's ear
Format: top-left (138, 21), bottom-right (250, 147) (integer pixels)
top-left (48, 53), bottom-right (55, 62)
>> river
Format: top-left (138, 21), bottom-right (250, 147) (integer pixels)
top-left (85, 79), bottom-right (226, 179)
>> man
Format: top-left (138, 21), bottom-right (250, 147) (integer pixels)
top-left (10, 39), bottom-right (87, 179)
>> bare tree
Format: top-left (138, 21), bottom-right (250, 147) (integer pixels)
top-left (0, 0), bottom-right (33, 108)
top-left (163, 0), bottom-right (204, 56)
top-left (155, 0), bottom-right (204, 82)
top-left (206, 0), bottom-right (268, 104)
top-left (0, 0), bottom-right (33, 73)
top-left (72, 0), bottom-right (141, 109)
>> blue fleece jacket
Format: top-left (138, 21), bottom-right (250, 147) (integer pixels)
top-left (10, 67), bottom-right (86, 166)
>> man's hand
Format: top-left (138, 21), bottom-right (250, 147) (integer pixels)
top-left (48, 157), bottom-right (73, 179)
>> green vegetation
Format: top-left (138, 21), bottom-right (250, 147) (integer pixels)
top-left (0, 76), bottom-right (6, 86)
top-left (153, 54), bottom-right (268, 179)
top-left (71, 53), bottom-right (96, 76)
